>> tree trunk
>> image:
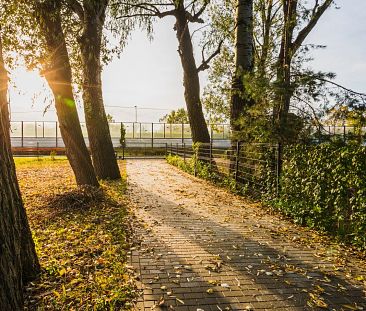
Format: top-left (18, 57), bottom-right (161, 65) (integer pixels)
top-left (79, 2), bottom-right (121, 180)
top-left (0, 34), bottom-right (38, 310)
top-left (230, 0), bottom-right (254, 141)
top-left (174, 11), bottom-right (211, 144)
top-left (35, 0), bottom-right (99, 187)
top-left (274, 0), bottom-right (297, 142)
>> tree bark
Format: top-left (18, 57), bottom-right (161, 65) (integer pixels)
top-left (79, 1), bottom-right (121, 180)
top-left (230, 0), bottom-right (254, 141)
top-left (35, 0), bottom-right (99, 187)
top-left (0, 33), bottom-right (38, 310)
top-left (274, 0), bottom-right (297, 142)
top-left (174, 10), bottom-right (211, 144)
top-left (274, 0), bottom-right (333, 142)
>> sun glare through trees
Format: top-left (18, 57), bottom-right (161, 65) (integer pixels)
top-left (1, 0), bottom-right (366, 310)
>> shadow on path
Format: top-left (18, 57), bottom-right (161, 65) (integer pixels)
top-left (127, 160), bottom-right (366, 310)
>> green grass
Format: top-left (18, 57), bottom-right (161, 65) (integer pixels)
top-left (14, 156), bottom-right (68, 166)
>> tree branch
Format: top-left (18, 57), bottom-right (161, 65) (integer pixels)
top-left (197, 40), bottom-right (223, 72)
top-left (64, 0), bottom-right (84, 20)
top-left (317, 78), bottom-right (366, 97)
top-left (291, 0), bottom-right (333, 53)
top-left (192, 0), bottom-right (210, 20)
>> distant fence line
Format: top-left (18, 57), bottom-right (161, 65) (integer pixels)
top-left (10, 121), bottom-right (366, 139)
top-left (9, 121), bottom-right (230, 141)
top-left (9, 121), bottom-right (366, 149)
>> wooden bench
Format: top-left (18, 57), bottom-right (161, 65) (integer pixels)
top-left (12, 147), bottom-right (66, 156)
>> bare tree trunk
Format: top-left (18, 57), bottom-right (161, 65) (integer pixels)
top-left (35, 0), bottom-right (99, 186)
top-left (274, 0), bottom-right (297, 142)
top-left (174, 11), bottom-right (211, 144)
top-left (79, 1), bottom-right (121, 180)
top-left (230, 0), bottom-right (254, 141)
top-left (0, 33), bottom-right (39, 310)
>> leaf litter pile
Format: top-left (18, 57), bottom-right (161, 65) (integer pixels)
top-left (16, 158), bottom-right (138, 310)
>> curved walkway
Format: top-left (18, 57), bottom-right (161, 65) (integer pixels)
top-left (127, 160), bottom-right (366, 310)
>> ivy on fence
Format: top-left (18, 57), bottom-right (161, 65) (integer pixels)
top-left (276, 143), bottom-right (366, 249)
top-left (167, 141), bottom-right (366, 250)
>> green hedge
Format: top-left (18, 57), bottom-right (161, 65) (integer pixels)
top-left (276, 143), bottom-right (366, 248)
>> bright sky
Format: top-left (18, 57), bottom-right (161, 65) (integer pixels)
top-left (8, 0), bottom-right (366, 123)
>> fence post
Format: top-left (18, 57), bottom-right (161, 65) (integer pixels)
top-left (55, 121), bottom-right (58, 148)
top-left (183, 143), bottom-right (186, 162)
top-left (194, 145), bottom-right (197, 177)
top-left (122, 143), bottom-right (125, 160)
top-left (21, 121), bottom-right (24, 148)
top-left (182, 123), bottom-right (184, 144)
top-left (152, 123), bottom-right (154, 148)
top-left (276, 143), bottom-right (282, 197)
top-left (235, 141), bottom-right (240, 183)
top-left (209, 138), bottom-right (213, 169)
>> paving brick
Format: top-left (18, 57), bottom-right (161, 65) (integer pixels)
top-left (127, 160), bottom-right (366, 310)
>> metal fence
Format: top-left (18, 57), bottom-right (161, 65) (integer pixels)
top-left (10, 120), bottom-right (366, 150)
top-left (9, 121), bottom-right (231, 148)
top-left (168, 142), bottom-right (280, 198)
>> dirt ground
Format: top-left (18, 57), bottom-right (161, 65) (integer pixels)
top-left (126, 159), bottom-right (366, 310)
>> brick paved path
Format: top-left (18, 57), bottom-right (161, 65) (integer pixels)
top-left (126, 160), bottom-right (366, 310)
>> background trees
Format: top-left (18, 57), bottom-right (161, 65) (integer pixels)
top-left (204, 0), bottom-right (342, 144)
top-left (159, 108), bottom-right (189, 124)
top-left (113, 0), bottom-right (223, 143)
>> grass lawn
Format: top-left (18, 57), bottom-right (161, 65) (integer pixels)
top-left (16, 158), bottom-right (137, 310)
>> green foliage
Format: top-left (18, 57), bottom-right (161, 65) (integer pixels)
top-left (159, 108), bottom-right (189, 124)
top-left (50, 150), bottom-right (57, 161)
top-left (275, 143), bottom-right (366, 249)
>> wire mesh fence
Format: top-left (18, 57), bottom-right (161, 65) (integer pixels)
top-left (168, 142), bottom-right (280, 198)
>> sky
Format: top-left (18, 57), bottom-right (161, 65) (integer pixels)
top-left (8, 0), bottom-right (366, 123)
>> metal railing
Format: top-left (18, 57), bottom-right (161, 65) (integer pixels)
top-left (9, 121), bottom-right (230, 140)
top-left (10, 120), bottom-right (365, 149)
top-left (168, 142), bottom-right (280, 198)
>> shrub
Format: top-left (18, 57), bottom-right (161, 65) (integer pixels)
top-left (275, 143), bottom-right (366, 248)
